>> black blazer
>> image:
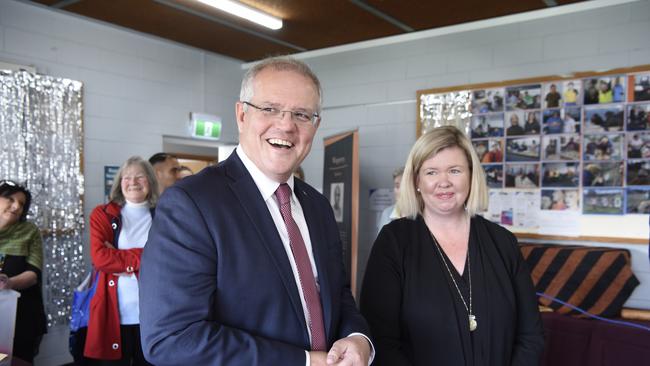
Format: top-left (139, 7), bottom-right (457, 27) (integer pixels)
top-left (361, 215), bottom-right (544, 366)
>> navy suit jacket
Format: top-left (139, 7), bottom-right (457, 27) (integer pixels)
top-left (139, 152), bottom-right (369, 366)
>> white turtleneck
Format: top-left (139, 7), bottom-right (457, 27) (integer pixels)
top-left (117, 199), bottom-right (152, 325)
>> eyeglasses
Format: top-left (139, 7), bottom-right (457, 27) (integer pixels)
top-left (243, 101), bottom-right (320, 126)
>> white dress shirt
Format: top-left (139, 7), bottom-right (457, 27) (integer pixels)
top-left (236, 147), bottom-right (374, 365)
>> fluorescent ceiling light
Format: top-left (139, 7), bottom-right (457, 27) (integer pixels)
top-left (196, 0), bottom-right (283, 30)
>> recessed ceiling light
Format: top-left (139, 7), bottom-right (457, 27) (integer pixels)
top-left (196, 0), bottom-right (283, 30)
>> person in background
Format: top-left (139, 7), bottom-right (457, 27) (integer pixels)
top-left (506, 113), bottom-right (524, 136)
top-left (148, 153), bottom-right (180, 194)
top-left (293, 165), bottom-right (305, 181)
top-left (0, 180), bottom-right (47, 363)
top-left (140, 56), bottom-right (372, 366)
top-left (598, 80), bottom-right (613, 104)
top-left (545, 84), bottom-right (561, 108)
top-left (482, 140), bottom-right (503, 163)
top-left (85, 157), bottom-right (159, 365)
top-left (377, 167), bottom-right (404, 235)
top-left (563, 81), bottom-right (579, 106)
top-left (176, 165), bottom-right (194, 179)
top-left (524, 112), bottom-right (541, 135)
top-left (361, 126), bottom-right (544, 365)
top-left (613, 77), bottom-right (625, 103)
top-left (584, 80), bottom-right (599, 104)
top-left (563, 111), bottom-right (578, 134)
top-left (544, 110), bottom-right (564, 134)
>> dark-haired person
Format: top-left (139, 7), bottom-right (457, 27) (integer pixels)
top-left (148, 153), bottom-right (180, 194)
top-left (84, 157), bottom-right (159, 365)
top-left (0, 180), bottom-right (47, 362)
top-left (361, 126), bottom-right (544, 365)
top-left (177, 165), bottom-right (194, 179)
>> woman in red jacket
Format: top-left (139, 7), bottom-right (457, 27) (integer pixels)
top-left (85, 156), bottom-right (159, 365)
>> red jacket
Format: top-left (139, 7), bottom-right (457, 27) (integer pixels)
top-left (84, 202), bottom-right (144, 360)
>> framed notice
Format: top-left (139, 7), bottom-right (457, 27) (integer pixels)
top-left (323, 130), bottom-right (359, 294)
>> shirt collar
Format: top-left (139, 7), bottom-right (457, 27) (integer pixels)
top-left (236, 145), bottom-right (295, 202)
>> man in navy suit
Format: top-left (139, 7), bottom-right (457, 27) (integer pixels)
top-left (139, 57), bottom-right (372, 366)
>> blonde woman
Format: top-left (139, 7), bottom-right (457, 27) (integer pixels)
top-left (361, 126), bottom-right (543, 365)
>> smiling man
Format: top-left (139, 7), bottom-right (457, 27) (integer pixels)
top-left (140, 57), bottom-right (372, 366)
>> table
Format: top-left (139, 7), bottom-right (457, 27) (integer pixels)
top-left (541, 311), bottom-right (650, 366)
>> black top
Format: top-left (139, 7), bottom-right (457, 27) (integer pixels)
top-left (1, 255), bottom-right (47, 343)
top-left (360, 215), bottom-right (544, 366)
top-left (507, 125), bottom-right (525, 136)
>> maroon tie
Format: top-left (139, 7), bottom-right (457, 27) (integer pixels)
top-left (275, 183), bottom-right (327, 351)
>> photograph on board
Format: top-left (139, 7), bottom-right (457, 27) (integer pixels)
top-left (541, 162), bottom-right (580, 187)
top-left (541, 189), bottom-right (580, 211)
top-left (483, 164), bottom-right (504, 188)
top-left (627, 103), bottom-right (650, 131)
top-left (562, 107), bottom-right (581, 134)
top-left (583, 76), bottom-right (625, 105)
top-left (543, 82), bottom-right (563, 109)
top-left (583, 188), bottom-right (624, 215)
top-left (542, 134), bottom-right (581, 161)
top-left (583, 162), bottom-right (624, 187)
top-left (506, 84), bottom-right (542, 110)
top-left (627, 132), bottom-right (650, 159)
top-left (542, 109), bottom-right (564, 134)
top-left (583, 133), bottom-right (623, 161)
top-left (505, 163), bottom-right (540, 188)
top-left (626, 187), bottom-right (650, 214)
top-left (473, 139), bottom-right (504, 163)
top-left (506, 136), bottom-right (540, 162)
top-left (471, 113), bottom-right (504, 138)
top-left (584, 105), bottom-right (624, 133)
top-left (631, 73), bottom-right (650, 102)
top-left (562, 80), bottom-right (582, 106)
top-left (471, 88), bottom-right (505, 113)
top-left (627, 160), bottom-right (650, 186)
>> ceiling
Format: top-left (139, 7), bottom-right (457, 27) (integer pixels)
top-left (32, 0), bottom-right (586, 62)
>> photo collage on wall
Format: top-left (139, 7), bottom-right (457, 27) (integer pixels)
top-left (470, 71), bottom-right (650, 215)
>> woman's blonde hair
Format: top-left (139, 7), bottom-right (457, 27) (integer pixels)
top-left (110, 156), bottom-right (159, 207)
top-left (397, 126), bottom-right (488, 219)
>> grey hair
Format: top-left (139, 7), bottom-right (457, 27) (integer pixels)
top-left (109, 156), bottom-right (160, 207)
top-left (240, 56), bottom-right (322, 112)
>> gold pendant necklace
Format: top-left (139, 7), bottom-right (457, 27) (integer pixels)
top-left (430, 231), bottom-right (477, 332)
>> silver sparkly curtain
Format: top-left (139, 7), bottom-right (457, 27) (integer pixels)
top-left (419, 91), bottom-right (472, 136)
top-left (0, 70), bottom-right (85, 326)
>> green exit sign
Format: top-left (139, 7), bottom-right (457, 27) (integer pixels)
top-left (190, 113), bottom-right (222, 140)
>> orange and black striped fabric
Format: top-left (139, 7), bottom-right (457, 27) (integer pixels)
top-left (520, 243), bottom-right (639, 318)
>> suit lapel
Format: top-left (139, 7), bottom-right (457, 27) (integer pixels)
top-left (295, 180), bottom-right (334, 341)
top-left (224, 153), bottom-right (308, 335)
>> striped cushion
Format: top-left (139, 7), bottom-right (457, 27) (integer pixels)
top-left (520, 243), bottom-right (639, 318)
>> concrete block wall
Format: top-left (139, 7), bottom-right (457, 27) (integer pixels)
top-left (0, 0), bottom-right (243, 222)
top-left (297, 0), bottom-right (650, 304)
top-left (0, 1), bottom-right (242, 364)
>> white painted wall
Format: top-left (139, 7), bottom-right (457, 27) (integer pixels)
top-left (0, 1), bottom-right (242, 364)
top-left (0, 0), bottom-right (243, 221)
top-left (288, 0), bottom-right (650, 307)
